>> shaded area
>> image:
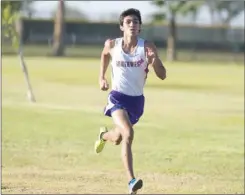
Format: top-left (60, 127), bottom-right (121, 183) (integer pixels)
top-left (1, 185), bottom-right (8, 190)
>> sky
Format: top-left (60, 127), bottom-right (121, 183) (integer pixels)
top-left (31, 1), bottom-right (244, 27)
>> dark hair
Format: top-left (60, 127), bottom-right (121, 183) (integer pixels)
top-left (119, 8), bottom-right (142, 26)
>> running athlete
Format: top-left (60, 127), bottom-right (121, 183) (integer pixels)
top-left (94, 8), bottom-right (166, 194)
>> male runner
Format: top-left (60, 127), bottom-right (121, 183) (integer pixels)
top-left (94, 8), bottom-right (166, 194)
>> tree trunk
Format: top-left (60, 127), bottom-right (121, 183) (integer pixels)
top-left (191, 12), bottom-right (197, 61)
top-left (167, 13), bottom-right (177, 62)
top-left (52, 0), bottom-right (65, 56)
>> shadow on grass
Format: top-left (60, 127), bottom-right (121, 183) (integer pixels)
top-left (1, 185), bottom-right (8, 190)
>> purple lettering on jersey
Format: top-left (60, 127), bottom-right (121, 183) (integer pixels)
top-left (137, 58), bottom-right (144, 67)
top-left (116, 58), bottom-right (144, 68)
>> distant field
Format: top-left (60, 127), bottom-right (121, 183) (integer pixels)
top-left (2, 56), bottom-right (244, 194)
top-left (2, 44), bottom-right (244, 64)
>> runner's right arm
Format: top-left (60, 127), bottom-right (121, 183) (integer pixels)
top-left (99, 39), bottom-right (115, 91)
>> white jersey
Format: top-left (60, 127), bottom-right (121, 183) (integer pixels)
top-left (110, 37), bottom-right (148, 96)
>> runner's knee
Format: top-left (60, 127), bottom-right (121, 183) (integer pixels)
top-left (122, 127), bottom-right (134, 143)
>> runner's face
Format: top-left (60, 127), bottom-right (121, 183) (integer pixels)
top-left (120, 15), bottom-right (140, 36)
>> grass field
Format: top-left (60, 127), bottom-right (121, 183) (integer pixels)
top-left (2, 56), bottom-right (244, 194)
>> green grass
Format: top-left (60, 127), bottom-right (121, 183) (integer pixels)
top-left (2, 56), bottom-right (244, 194)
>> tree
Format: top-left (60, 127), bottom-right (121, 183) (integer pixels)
top-left (51, 5), bottom-right (88, 20)
top-left (207, 1), bottom-right (244, 26)
top-left (52, 0), bottom-right (66, 56)
top-left (1, 1), bottom-right (22, 13)
top-left (152, 0), bottom-right (204, 61)
top-left (206, 1), bottom-right (244, 56)
top-left (22, 0), bottom-right (36, 19)
top-left (2, 1), bottom-right (36, 102)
